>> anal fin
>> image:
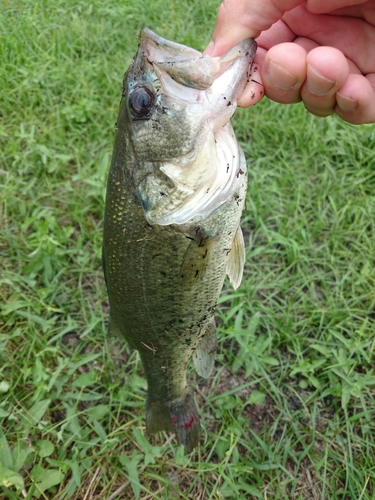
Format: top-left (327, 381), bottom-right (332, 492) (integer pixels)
top-left (193, 317), bottom-right (217, 378)
top-left (226, 226), bottom-right (245, 290)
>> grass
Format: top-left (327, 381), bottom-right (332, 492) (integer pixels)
top-left (1, 0), bottom-right (375, 498)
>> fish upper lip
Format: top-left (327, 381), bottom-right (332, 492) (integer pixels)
top-left (211, 38), bottom-right (257, 80)
top-left (138, 27), bottom-right (257, 91)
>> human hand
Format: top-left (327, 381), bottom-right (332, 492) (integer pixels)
top-left (205, 0), bottom-right (375, 124)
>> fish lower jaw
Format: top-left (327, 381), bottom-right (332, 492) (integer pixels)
top-left (145, 124), bottom-right (244, 226)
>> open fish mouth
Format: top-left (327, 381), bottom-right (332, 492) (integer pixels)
top-left (128, 28), bottom-right (257, 226)
top-left (138, 26), bottom-right (256, 95)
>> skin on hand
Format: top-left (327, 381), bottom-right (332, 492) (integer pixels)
top-left (205, 0), bottom-right (375, 124)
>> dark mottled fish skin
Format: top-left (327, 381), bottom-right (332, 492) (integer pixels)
top-left (102, 28), bottom-right (256, 451)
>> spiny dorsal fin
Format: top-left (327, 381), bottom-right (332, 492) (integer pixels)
top-left (193, 317), bottom-right (217, 378)
top-left (226, 226), bottom-right (245, 290)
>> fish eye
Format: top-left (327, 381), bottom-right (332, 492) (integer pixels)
top-left (129, 87), bottom-right (155, 119)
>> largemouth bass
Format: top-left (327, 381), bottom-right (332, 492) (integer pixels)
top-left (102, 28), bottom-right (256, 451)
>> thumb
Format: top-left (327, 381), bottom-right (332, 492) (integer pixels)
top-left (205, 0), bottom-right (304, 56)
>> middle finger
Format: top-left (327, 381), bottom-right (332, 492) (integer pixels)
top-left (301, 46), bottom-right (350, 116)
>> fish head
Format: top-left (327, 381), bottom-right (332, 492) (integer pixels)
top-left (118, 28), bottom-right (256, 224)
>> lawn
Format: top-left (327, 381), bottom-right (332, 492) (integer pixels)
top-left (1, 0), bottom-right (375, 498)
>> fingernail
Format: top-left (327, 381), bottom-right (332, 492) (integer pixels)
top-left (203, 41), bottom-right (215, 56)
top-left (307, 66), bottom-right (335, 96)
top-left (266, 60), bottom-right (298, 90)
top-left (336, 92), bottom-right (357, 113)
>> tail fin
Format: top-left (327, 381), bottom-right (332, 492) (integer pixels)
top-left (146, 391), bottom-right (200, 452)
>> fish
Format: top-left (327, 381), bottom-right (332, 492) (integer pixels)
top-left (102, 27), bottom-right (256, 451)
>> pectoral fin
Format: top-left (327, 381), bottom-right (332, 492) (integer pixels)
top-left (180, 234), bottom-right (216, 283)
top-left (193, 317), bottom-right (217, 378)
top-left (226, 226), bottom-right (245, 290)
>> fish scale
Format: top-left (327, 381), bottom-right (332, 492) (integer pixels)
top-left (102, 28), bottom-right (256, 451)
